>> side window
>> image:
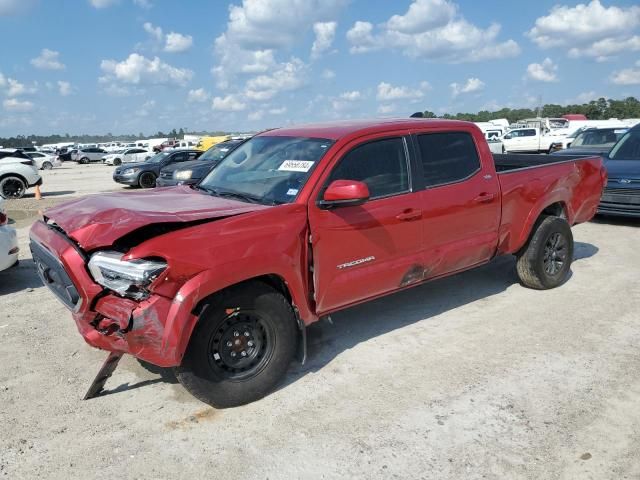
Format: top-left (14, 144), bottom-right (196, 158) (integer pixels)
top-left (171, 152), bottom-right (188, 162)
top-left (525, 129), bottom-right (536, 137)
top-left (417, 132), bottom-right (481, 187)
top-left (327, 137), bottom-right (409, 199)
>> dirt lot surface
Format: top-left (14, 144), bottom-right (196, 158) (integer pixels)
top-left (1, 163), bottom-right (639, 479)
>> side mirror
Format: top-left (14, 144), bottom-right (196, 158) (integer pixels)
top-left (503, 134), bottom-right (512, 140)
top-left (318, 180), bottom-right (370, 209)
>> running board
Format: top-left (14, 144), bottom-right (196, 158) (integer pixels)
top-left (83, 352), bottom-right (123, 400)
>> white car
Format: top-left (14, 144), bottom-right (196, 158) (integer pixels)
top-left (27, 152), bottom-right (62, 170)
top-left (102, 148), bottom-right (153, 166)
top-left (0, 149), bottom-right (42, 199)
top-left (0, 198), bottom-right (19, 272)
top-left (501, 127), bottom-right (569, 153)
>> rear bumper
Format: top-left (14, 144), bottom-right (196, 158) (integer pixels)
top-left (28, 221), bottom-right (199, 367)
top-left (0, 226), bottom-right (19, 272)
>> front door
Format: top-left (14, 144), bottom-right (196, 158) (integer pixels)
top-left (308, 135), bottom-right (424, 314)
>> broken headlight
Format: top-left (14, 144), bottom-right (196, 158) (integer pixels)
top-left (88, 251), bottom-right (166, 300)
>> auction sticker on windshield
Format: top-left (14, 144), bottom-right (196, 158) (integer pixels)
top-left (278, 160), bottom-right (315, 172)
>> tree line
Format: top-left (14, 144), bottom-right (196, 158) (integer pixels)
top-left (420, 96), bottom-right (640, 124)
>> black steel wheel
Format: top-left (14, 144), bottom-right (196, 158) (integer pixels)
top-left (516, 215), bottom-right (574, 289)
top-left (0, 176), bottom-right (27, 199)
top-left (138, 172), bottom-right (156, 188)
top-left (175, 281), bottom-right (298, 408)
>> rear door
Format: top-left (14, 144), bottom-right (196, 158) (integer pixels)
top-left (308, 134), bottom-right (424, 314)
top-left (413, 130), bottom-right (501, 278)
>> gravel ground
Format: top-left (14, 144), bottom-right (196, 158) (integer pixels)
top-left (1, 163), bottom-right (639, 479)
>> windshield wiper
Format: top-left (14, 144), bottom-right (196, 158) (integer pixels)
top-left (215, 189), bottom-right (264, 204)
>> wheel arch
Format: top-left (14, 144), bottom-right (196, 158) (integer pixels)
top-left (0, 172), bottom-right (28, 185)
top-left (516, 199), bottom-right (571, 253)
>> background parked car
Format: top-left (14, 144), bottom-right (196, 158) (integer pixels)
top-left (156, 139), bottom-right (245, 187)
top-left (0, 198), bottom-right (19, 272)
top-left (113, 149), bottom-right (201, 188)
top-left (550, 127), bottom-right (628, 157)
top-left (57, 149), bottom-right (77, 162)
top-left (72, 147), bottom-right (108, 164)
top-left (0, 149), bottom-right (42, 199)
top-left (26, 152), bottom-right (62, 170)
top-left (598, 124), bottom-right (640, 217)
top-left (102, 148), bottom-right (153, 166)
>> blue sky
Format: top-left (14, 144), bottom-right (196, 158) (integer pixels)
top-left (0, 0), bottom-right (639, 136)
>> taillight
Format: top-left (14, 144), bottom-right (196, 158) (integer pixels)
top-left (0, 212), bottom-right (7, 226)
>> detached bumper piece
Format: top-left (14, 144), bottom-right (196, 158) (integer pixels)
top-left (83, 352), bottom-right (124, 400)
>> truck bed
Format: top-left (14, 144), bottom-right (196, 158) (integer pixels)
top-left (493, 153), bottom-right (592, 173)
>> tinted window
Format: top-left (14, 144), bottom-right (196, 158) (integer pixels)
top-left (328, 137), bottom-right (409, 198)
top-left (524, 129), bottom-right (536, 137)
top-left (609, 129), bottom-right (640, 160)
top-left (417, 132), bottom-right (480, 187)
top-left (170, 152), bottom-right (188, 162)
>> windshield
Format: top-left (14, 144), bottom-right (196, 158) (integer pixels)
top-left (572, 129), bottom-right (626, 148)
top-left (199, 136), bottom-right (333, 205)
top-left (146, 152), bottom-right (170, 163)
top-left (609, 129), bottom-right (640, 160)
top-left (199, 143), bottom-right (238, 164)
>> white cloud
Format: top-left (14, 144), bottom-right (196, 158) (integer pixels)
top-left (100, 53), bottom-right (193, 86)
top-left (528, 0), bottom-right (640, 60)
top-left (244, 58), bottom-right (307, 101)
top-left (164, 32), bottom-right (193, 53)
top-left (89, 0), bottom-right (118, 8)
top-left (450, 77), bottom-right (485, 97)
top-left (143, 22), bottom-right (163, 43)
top-left (57, 81), bottom-right (72, 96)
top-left (376, 81), bottom-right (429, 101)
top-left (212, 94), bottom-right (247, 112)
top-left (30, 49), bottom-right (65, 70)
top-left (3, 98), bottom-right (34, 112)
top-left (248, 110), bottom-right (264, 121)
top-left (347, 0), bottom-right (520, 62)
top-left (136, 99), bottom-right (156, 116)
top-left (339, 90), bottom-right (361, 101)
top-left (5, 78), bottom-right (37, 96)
top-left (611, 61), bottom-right (640, 85)
top-left (133, 0), bottom-right (152, 8)
top-left (269, 106), bottom-right (287, 115)
top-left (311, 21), bottom-right (337, 58)
top-left (378, 104), bottom-right (397, 114)
top-left (321, 69), bottom-right (335, 80)
top-left (331, 90), bottom-right (363, 112)
top-left (526, 58), bottom-right (558, 82)
top-left (187, 88), bottom-right (210, 103)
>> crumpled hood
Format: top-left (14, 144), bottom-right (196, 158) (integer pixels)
top-left (44, 186), bottom-right (271, 250)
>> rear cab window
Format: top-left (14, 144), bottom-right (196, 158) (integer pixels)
top-left (415, 132), bottom-right (481, 187)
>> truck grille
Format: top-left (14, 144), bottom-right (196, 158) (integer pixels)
top-left (603, 187), bottom-right (640, 196)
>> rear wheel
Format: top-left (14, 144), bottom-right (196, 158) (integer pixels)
top-left (175, 282), bottom-right (298, 408)
top-left (138, 172), bottom-right (156, 188)
top-left (80, 157), bottom-right (89, 164)
top-left (516, 215), bottom-right (573, 289)
top-left (0, 176), bottom-right (27, 199)
top-left (113, 158), bottom-right (122, 166)
top-left (42, 161), bottom-right (53, 170)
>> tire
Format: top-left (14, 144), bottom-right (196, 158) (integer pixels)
top-left (138, 172), bottom-right (156, 188)
top-left (80, 157), bottom-right (89, 164)
top-left (0, 176), bottom-right (27, 199)
top-left (175, 281), bottom-right (298, 408)
top-left (113, 158), bottom-right (122, 166)
top-left (42, 161), bottom-right (53, 170)
top-left (516, 215), bottom-right (574, 290)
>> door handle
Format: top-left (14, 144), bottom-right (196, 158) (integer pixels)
top-left (473, 192), bottom-right (496, 203)
top-left (396, 209), bottom-right (422, 221)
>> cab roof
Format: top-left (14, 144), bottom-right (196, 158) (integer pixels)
top-left (262, 118), bottom-right (475, 140)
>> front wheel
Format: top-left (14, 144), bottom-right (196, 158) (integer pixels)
top-left (42, 161), bottom-right (53, 170)
top-left (138, 172), bottom-right (156, 188)
top-left (113, 158), bottom-right (122, 166)
top-left (516, 215), bottom-right (574, 290)
top-left (0, 176), bottom-right (27, 199)
top-left (80, 157), bottom-right (89, 164)
top-left (175, 282), bottom-right (298, 408)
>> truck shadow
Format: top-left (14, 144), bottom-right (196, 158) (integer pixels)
top-left (0, 261), bottom-right (44, 295)
top-left (283, 243), bottom-right (598, 387)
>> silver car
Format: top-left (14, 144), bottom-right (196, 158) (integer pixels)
top-left (72, 147), bottom-right (108, 164)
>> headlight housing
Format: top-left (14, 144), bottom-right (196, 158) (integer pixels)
top-left (88, 251), bottom-right (166, 300)
top-left (122, 168), bottom-right (140, 176)
top-left (175, 170), bottom-right (192, 180)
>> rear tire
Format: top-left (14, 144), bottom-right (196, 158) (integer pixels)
top-left (138, 172), bottom-right (156, 188)
top-left (42, 161), bottom-right (53, 170)
top-left (113, 158), bottom-right (122, 166)
top-left (80, 157), bottom-right (89, 164)
top-left (175, 282), bottom-right (298, 408)
top-left (0, 176), bottom-right (27, 199)
top-left (516, 215), bottom-right (573, 290)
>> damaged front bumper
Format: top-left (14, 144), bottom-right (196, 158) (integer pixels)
top-left (29, 220), bottom-right (200, 367)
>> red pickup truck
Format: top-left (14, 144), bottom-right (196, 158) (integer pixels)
top-left (30, 119), bottom-right (606, 407)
